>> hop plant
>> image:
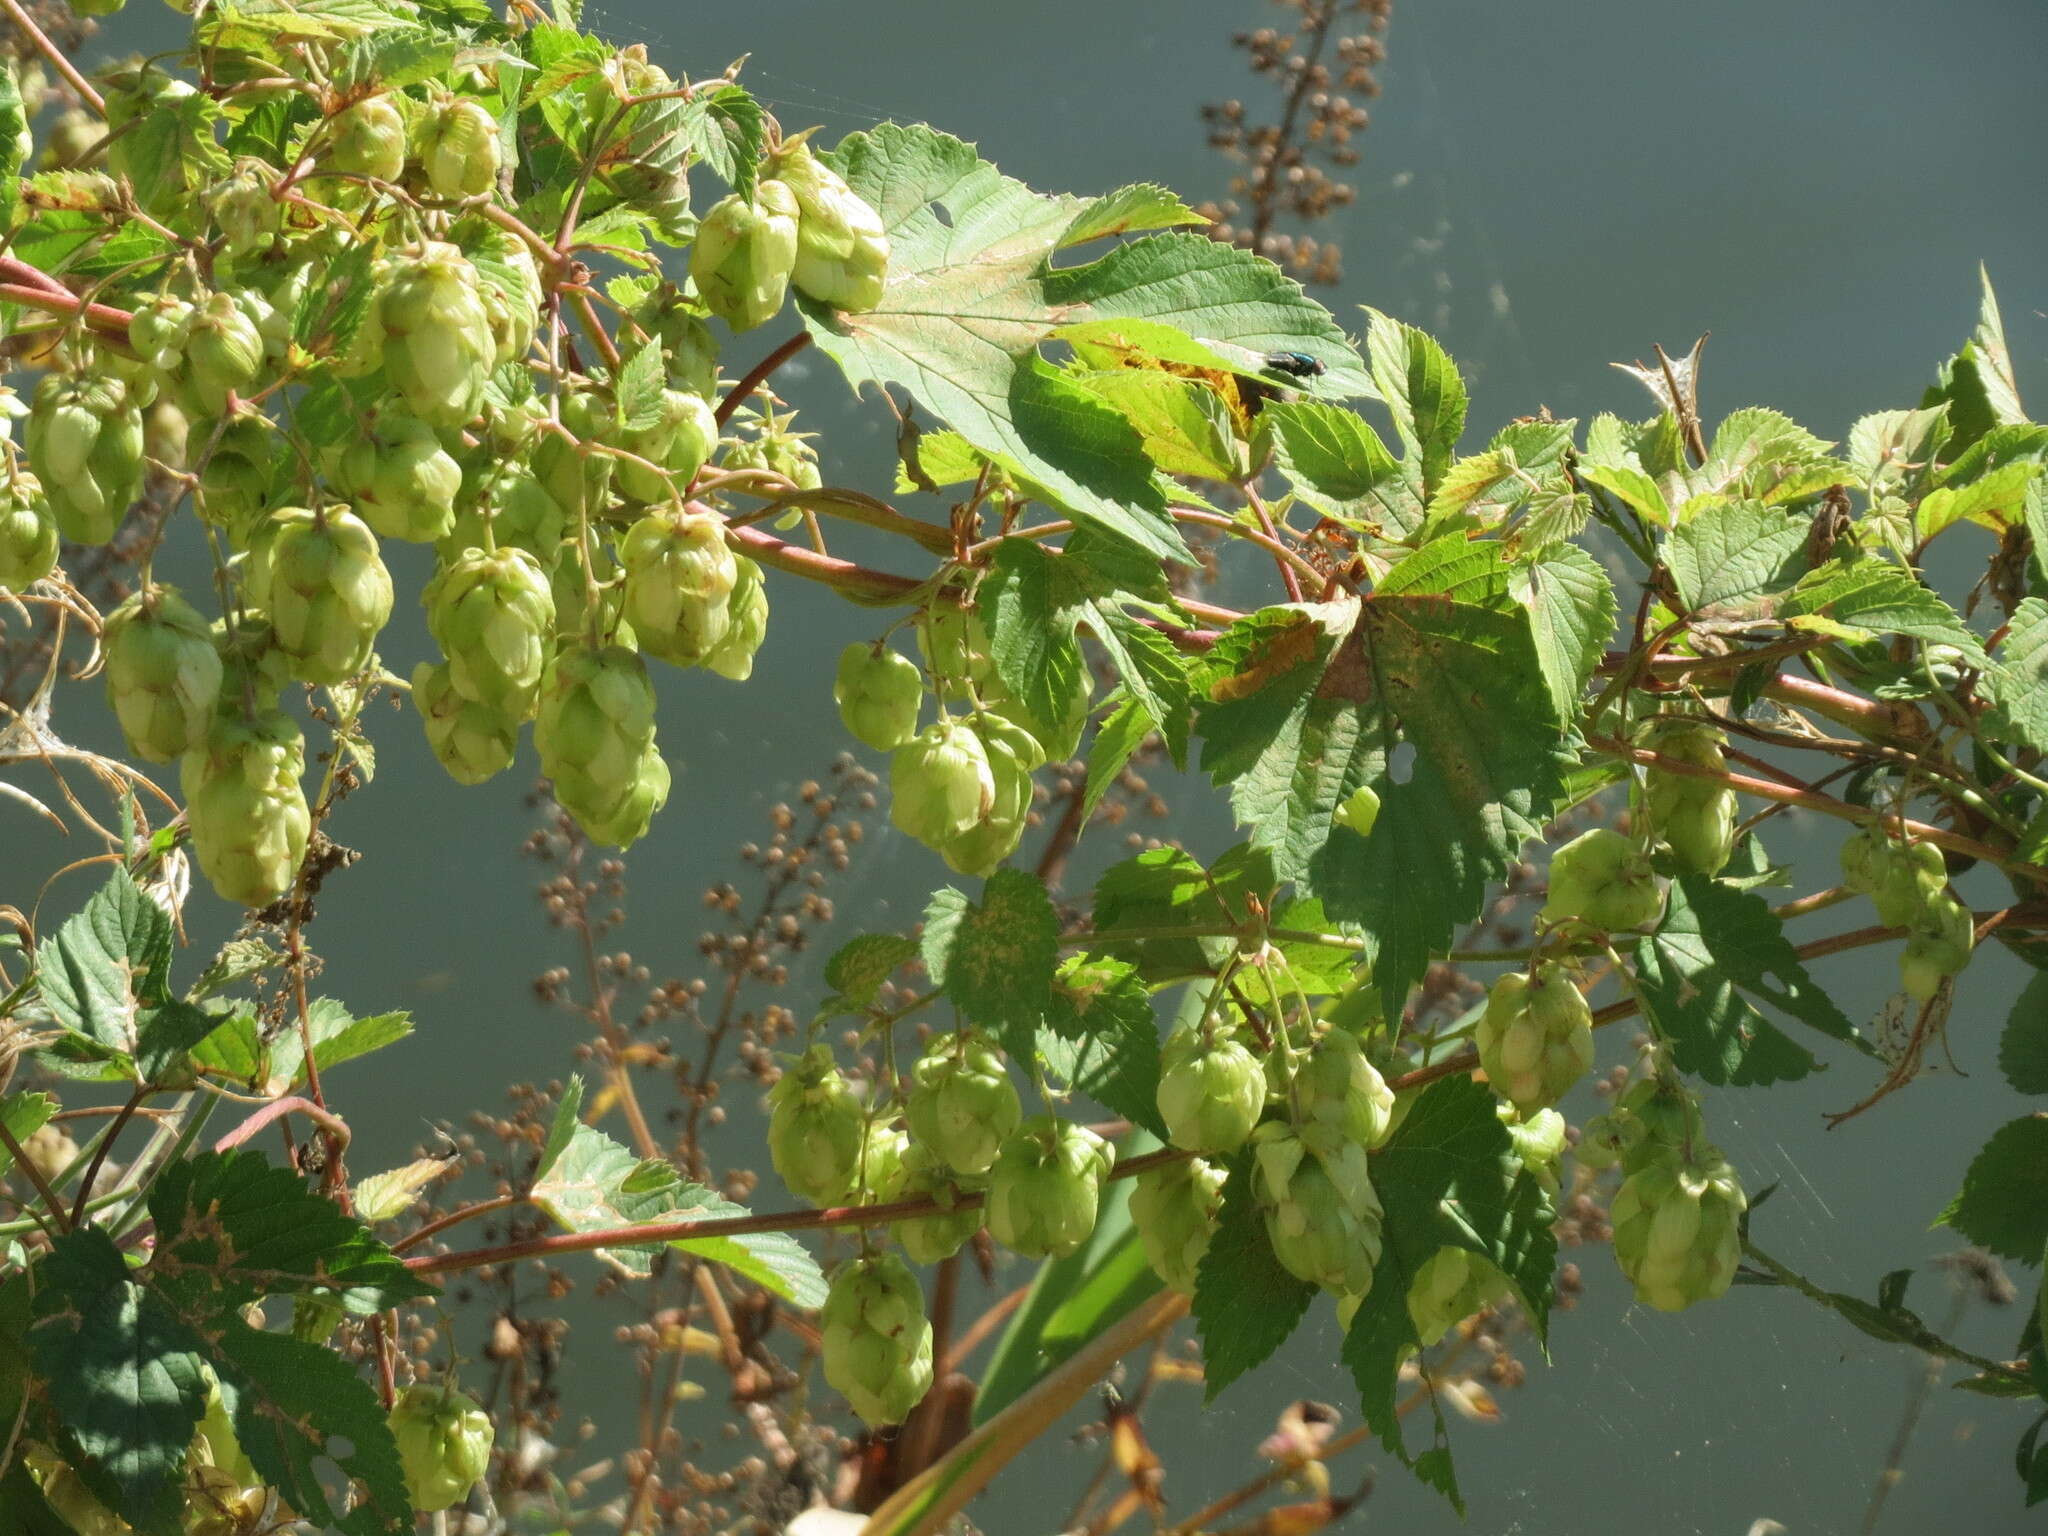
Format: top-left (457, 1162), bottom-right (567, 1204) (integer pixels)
top-left (1128, 1156), bottom-right (1225, 1294)
top-left (321, 94), bottom-right (407, 181)
top-left (100, 584), bottom-right (224, 762)
top-left (1475, 963), bottom-right (1596, 1115)
top-left (1293, 1023), bottom-right (1397, 1156)
top-left (835, 642), bottom-right (923, 751)
top-left (1156, 1022), bottom-right (1266, 1155)
top-left (1610, 1148), bottom-right (1747, 1312)
top-left (985, 1116), bottom-right (1113, 1259)
top-left (1406, 1246), bottom-right (1510, 1346)
top-left (417, 94), bottom-right (503, 200)
top-left (248, 505), bottom-right (395, 685)
top-left (413, 660), bottom-right (518, 784)
top-left (930, 710), bottom-right (1039, 877)
top-left (341, 415), bottom-right (463, 542)
top-left (689, 180), bottom-right (801, 333)
top-left (373, 243), bottom-right (495, 427)
top-left (197, 415), bottom-right (278, 535)
top-left (1541, 827), bottom-right (1664, 933)
top-left (1502, 1104), bottom-right (1569, 1195)
top-left (766, 1043), bottom-right (867, 1205)
top-left (1250, 1122), bottom-right (1382, 1295)
top-left (820, 1251), bottom-right (934, 1428)
top-left (26, 369), bottom-right (144, 544)
top-left (180, 707), bottom-right (310, 906)
top-left (882, 1141), bottom-right (985, 1263)
top-left (768, 135), bottom-right (891, 312)
top-left (629, 286), bottom-right (721, 398)
top-left (890, 718), bottom-right (996, 846)
top-left (618, 507), bottom-right (738, 666)
top-left (534, 643), bottom-right (661, 842)
top-left (1641, 720), bottom-right (1738, 875)
top-left (905, 1028), bottom-right (1022, 1175)
top-left (425, 544), bottom-right (556, 718)
top-left (615, 386), bottom-right (718, 504)
top-left (703, 553), bottom-right (769, 681)
top-left (387, 1384), bottom-right (494, 1513)
top-left (0, 467), bottom-right (56, 590)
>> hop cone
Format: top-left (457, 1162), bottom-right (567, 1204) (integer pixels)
top-left (342, 414), bottom-right (462, 542)
top-left (101, 584), bottom-right (223, 761)
top-left (932, 712), bottom-right (1038, 878)
top-left (182, 291), bottom-right (265, 415)
top-left (417, 95), bottom-right (502, 200)
top-left (413, 660), bottom-right (518, 785)
top-left (905, 1029), bottom-right (1021, 1176)
top-left (883, 1142), bottom-right (984, 1263)
top-left (985, 1116), bottom-right (1113, 1259)
top-left (821, 1252), bottom-right (933, 1428)
top-left (534, 643), bottom-right (659, 836)
top-left (375, 243), bottom-right (494, 427)
top-left (387, 1384), bottom-right (494, 1513)
top-left (1294, 1025), bottom-right (1396, 1156)
top-left (703, 552), bottom-right (768, 681)
top-left (0, 469), bottom-right (56, 590)
top-left (1476, 963), bottom-right (1595, 1115)
top-left (578, 742), bottom-right (670, 850)
top-left (917, 601), bottom-right (993, 698)
top-left (198, 415), bottom-right (277, 535)
top-left (439, 460), bottom-right (565, 568)
top-left (27, 369), bottom-right (144, 544)
top-left (211, 611), bottom-right (292, 711)
top-left (688, 181), bottom-right (800, 333)
top-left (890, 718), bottom-right (994, 846)
top-left (1250, 1122), bottom-right (1383, 1295)
top-left (1156, 1023), bottom-right (1266, 1155)
top-left (180, 707), bottom-right (310, 906)
top-left (1128, 1157), bottom-right (1225, 1294)
top-left (619, 507), bottom-right (738, 666)
top-left (1901, 891), bottom-right (1973, 1000)
top-left (1641, 721), bottom-right (1738, 875)
top-left (426, 544), bottom-right (555, 718)
top-left (1406, 1246), bottom-right (1510, 1346)
top-left (1502, 1103), bottom-right (1568, 1194)
top-left (322, 94), bottom-right (406, 181)
top-left (249, 505), bottom-right (394, 685)
top-left (766, 1043), bottom-right (867, 1205)
top-left (1610, 1149), bottom-right (1746, 1312)
top-left (207, 158), bottom-right (282, 261)
top-left (835, 642), bottom-right (923, 751)
top-left (770, 137), bottom-right (891, 312)
top-left (631, 287), bottom-right (721, 397)
top-left (128, 292), bottom-right (194, 376)
top-left (532, 385), bottom-right (614, 521)
top-left (1540, 827), bottom-right (1664, 933)
top-left (616, 387), bottom-right (718, 504)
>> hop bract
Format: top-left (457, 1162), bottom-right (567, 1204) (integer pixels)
top-left (388, 1384), bottom-right (494, 1513)
top-left (534, 642), bottom-right (659, 841)
top-left (619, 507), bottom-right (738, 666)
top-left (413, 660), bottom-right (518, 785)
top-left (769, 137), bottom-right (891, 312)
top-left (1250, 1122), bottom-right (1383, 1295)
top-left (101, 584), bottom-right (223, 762)
top-left (905, 1028), bottom-right (1021, 1175)
top-left (835, 642), bottom-right (923, 752)
top-left (27, 369), bottom-right (144, 544)
top-left (689, 180), bottom-right (800, 333)
top-left (248, 505), bottom-right (395, 685)
top-left (1128, 1156), bottom-right (1225, 1293)
top-left (703, 553), bottom-right (769, 681)
top-left (1641, 720), bottom-right (1738, 875)
top-left (182, 291), bottom-right (266, 415)
top-left (1476, 963), bottom-right (1595, 1115)
top-left (986, 1115), bottom-right (1113, 1259)
top-left (180, 707), bottom-right (310, 907)
top-left (1610, 1148), bottom-right (1746, 1312)
top-left (766, 1043), bottom-right (867, 1205)
top-left (0, 468), bottom-right (57, 590)
top-left (1156, 1023), bottom-right (1266, 1155)
top-left (890, 718), bottom-right (996, 846)
top-left (1541, 827), bottom-right (1664, 933)
top-left (821, 1251), bottom-right (934, 1428)
top-left (425, 544), bottom-right (555, 718)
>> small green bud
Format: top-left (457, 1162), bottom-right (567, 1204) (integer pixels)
top-left (766, 1043), bottom-right (867, 1206)
top-left (985, 1116), bottom-right (1113, 1259)
top-left (1900, 891), bottom-right (1973, 1000)
top-left (836, 642), bottom-right (923, 751)
top-left (418, 95), bottom-right (502, 200)
top-left (387, 1384), bottom-right (493, 1513)
top-left (1476, 963), bottom-right (1595, 1115)
top-left (820, 1251), bottom-right (933, 1428)
top-left (1250, 1122), bottom-right (1382, 1296)
top-left (1332, 782), bottom-right (1381, 838)
top-left (181, 707), bottom-right (310, 907)
top-left (689, 180), bottom-right (800, 333)
top-left (1156, 1023), bottom-right (1266, 1155)
top-left (1610, 1148), bottom-right (1746, 1312)
top-left (905, 1029), bottom-right (1021, 1176)
top-left (413, 660), bottom-right (518, 785)
top-left (102, 584), bottom-right (223, 762)
top-left (1128, 1156), bottom-right (1225, 1293)
top-left (1541, 827), bottom-right (1664, 933)
top-left (0, 469), bottom-right (57, 590)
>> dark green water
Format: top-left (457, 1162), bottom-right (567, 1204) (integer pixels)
top-left (17, 1), bottom-right (2048, 1530)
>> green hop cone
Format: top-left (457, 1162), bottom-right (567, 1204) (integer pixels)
top-left (848, 1121), bottom-right (908, 1202)
top-left (1156, 1023), bottom-right (1266, 1155)
top-left (1294, 1023), bottom-right (1397, 1156)
top-left (890, 718), bottom-right (995, 846)
top-left (1502, 1103), bottom-right (1568, 1194)
top-left (1540, 827), bottom-right (1664, 933)
top-left (534, 643), bottom-right (659, 836)
top-left (532, 384), bottom-right (615, 521)
top-left (101, 584), bottom-right (224, 762)
top-left (768, 136), bottom-right (891, 313)
top-left (1901, 891), bottom-right (1974, 1000)
top-left (985, 1115), bottom-right (1113, 1259)
top-left (470, 227), bottom-right (543, 368)
top-left (1405, 1246), bottom-right (1510, 1347)
top-left (882, 1141), bottom-right (985, 1263)
top-left (248, 505), bottom-right (394, 685)
top-left (128, 292), bottom-right (195, 376)
top-left (1641, 721), bottom-right (1738, 875)
top-left (766, 1043), bottom-right (867, 1205)
top-left (342, 415), bottom-right (462, 543)
top-left (27, 369), bottom-right (144, 544)
top-left (211, 611), bottom-right (291, 711)
top-left (0, 469), bottom-right (56, 590)
top-left (631, 285), bottom-right (721, 397)
top-left (181, 707), bottom-right (310, 906)
top-left (702, 553), bottom-right (768, 681)
top-left (1249, 1122), bottom-right (1383, 1295)
top-left (374, 243), bottom-right (495, 427)
top-left (836, 641), bottom-right (923, 751)
top-left (619, 507), bottom-right (738, 666)
top-left (388, 1384), bottom-right (493, 1514)
top-left (1332, 782), bottom-right (1381, 838)
top-left (413, 660), bottom-right (518, 785)
top-left (417, 94), bottom-right (502, 200)
top-left (1476, 963), bottom-right (1595, 1115)
top-left (425, 544), bottom-right (556, 718)
top-left (616, 386), bottom-right (719, 504)
top-left (440, 460), bottom-right (565, 568)
top-left (182, 291), bottom-right (265, 415)
top-left (207, 157), bottom-right (282, 262)
top-left (579, 743), bottom-right (670, 850)
top-left (321, 94), bottom-right (407, 181)
top-left (917, 600), bottom-right (993, 699)
top-left (1857, 831), bottom-right (1949, 929)
top-left (198, 415), bottom-right (277, 535)
top-left (1607, 1077), bottom-right (1702, 1175)
top-left (905, 1028), bottom-right (1022, 1176)
top-left (821, 1251), bottom-right (934, 1428)
top-left (987, 674), bottom-right (1090, 763)
top-left (689, 180), bottom-right (800, 333)
top-left (1609, 1148), bottom-right (1746, 1312)
top-left (937, 712), bottom-right (1036, 877)
top-left (1128, 1156), bottom-right (1225, 1294)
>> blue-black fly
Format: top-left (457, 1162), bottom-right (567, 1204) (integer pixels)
top-left (1263, 350), bottom-right (1326, 379)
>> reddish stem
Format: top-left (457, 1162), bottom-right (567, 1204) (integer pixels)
top-left (716, 332), bottom-right (812, 427)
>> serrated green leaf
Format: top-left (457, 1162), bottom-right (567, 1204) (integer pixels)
top-left (1923, 267), bottom-right (2028, 460)
top-left (2001, 974), bottom-right (2048, 1096)
top-left (1060, 183), bottom-right (1205, 246)
top-left (821, 933), bottom-right (919, 1011)
top-left (37, 870), bottom-right (172, 1063)
top-left (352, 1158), bottom-right (448, 1224)
top-left (1921, 459), bottom-right (2043, 539)
top-left (681, 83), bottom-right (765, 201)
top-left (921, 870), bottom-right (1060, 1047)
top-left (1983, 599), bottom-right (2048, 753)
top-left (534, 1073), bottom-right (586, 1183)
top-left (1634, 875), bottom-right (1874, 1085)
top-left (293, 241), bottom-right (376, 358)
top-left (1039, 954), bottom-right (1165, 1136)
top-left (1082, 694), bottom-right (1151, 825)
top-left (615, 341), bottom-right (666, 431)
top-left (199, 0), bottom-right (403, 45)
top-left (1846, 406), bottom-right (1950, 494)
top-left (1512, 541), bottom-right (1616, 721)
top-left (1664, 499), bottom-right (1809, 613)
top-left (1784, 558), bottom-right (1987, 661)
top-left (0, 1091), bottom-right (56, 1181)
top-left (262, 999), bottom-right (413, 1093)
top-left (1193, 1154), bottom-right (1315, 1399)
top-left (334, 25), bottom-right (460, 91)
top-left (1088, 844), bottom-right (1274, 985)
top-left (1070, 368), bottom-right (1241, 481)
top-left (1261, 398), bottom-right (1421, 539)
top-left (186, 936), bottom-right (279, 1002)
top-left (1365, 308), bottom-right (1465, 497)
top-left (1578, 458), bottom-right (1670, 524)
top-left (529, 1122), bottom-right (825, 1303)
top-left (134, 1000), bottom-right (228, 1085)
top-left (0, 66), bottom-right (25, 229)
top-left (1694, 407), bottom-right (1834, 503)
top-left (1941, 1115), bottom-right (2048, 1263)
